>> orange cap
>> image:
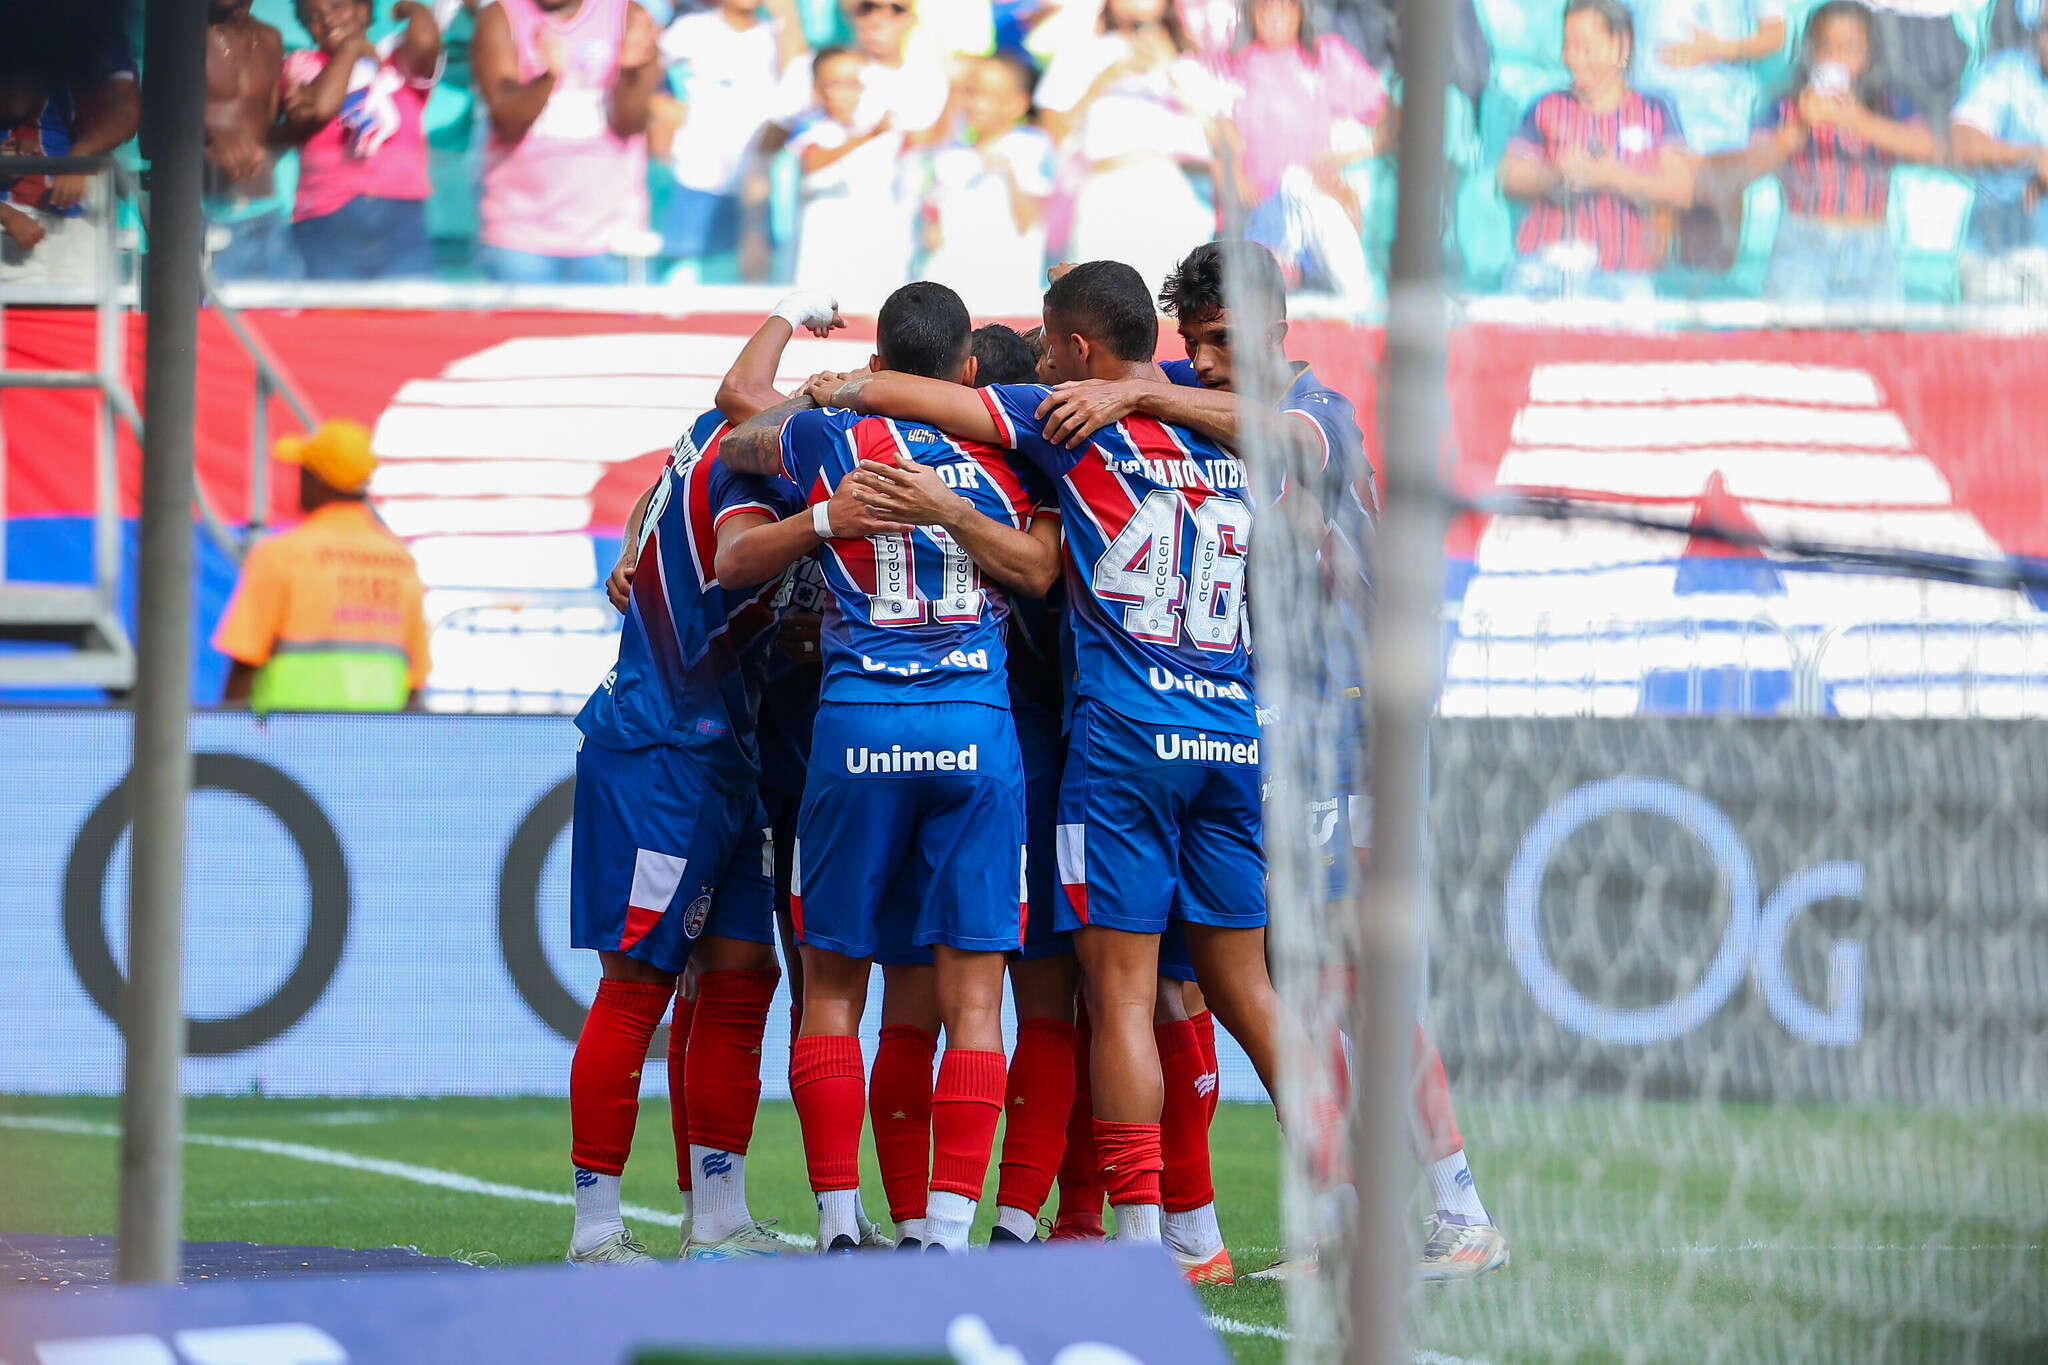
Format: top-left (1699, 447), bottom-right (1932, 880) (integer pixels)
top-left (275, 419), bottom-right (376, 493)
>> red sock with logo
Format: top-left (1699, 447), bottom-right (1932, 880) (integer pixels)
top-left (686, 968), bottom-right (777, 1155)
top-left (790, 1033), bottom-right (865, 1193)
top-left (1157, 1020), bottom-right (1215, 1214)
top-left (930, 1048), bottom-right (1007, 1199)
top-left (1093, 1118), bottom-right (1164, 1209)
top-left (666, 991), bottom-right (696, 1192)
top-left (869, 1024), bottom-right (937, 1222)
top-left (570, 979), bottom-right (674, 1176)
top-left (996, 1018), bottom-right (1078, 1215)
top-left (1413, 1024), bottom-right (1465, 1163)
top-left (1053, 1011), bottom-right (1105, 1237)
top-left (1191, 1009), bottom-right (1220, 1127)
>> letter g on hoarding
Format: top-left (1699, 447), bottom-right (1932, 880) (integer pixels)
top-left (1503, 776), bottom-right (1864, 1048)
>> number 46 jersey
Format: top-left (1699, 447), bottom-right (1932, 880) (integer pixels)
top-left (976, 383), bottom-right (1256, 734)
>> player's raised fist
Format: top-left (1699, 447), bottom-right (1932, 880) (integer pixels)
top-left (771, 289), bottom-right (845, 338)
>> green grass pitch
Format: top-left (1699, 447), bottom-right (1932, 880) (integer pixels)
top-left (4, 1095), bottom-right (2044, 1362)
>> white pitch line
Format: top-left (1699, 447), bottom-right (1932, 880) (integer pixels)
top-left (0, 1114), bottom-right (819, 1247)
top-left (1206, 1315), bottom-right (1495, 1365)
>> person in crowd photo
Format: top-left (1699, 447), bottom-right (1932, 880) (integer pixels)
top-left (1218, 0), bottom-right (1384, 300)
top-left (1034, 0), bottom-right (1228, 294)
top-left (788, 45), bottom-right (916, 306)
top-left (650, 0), bottom-right (808, 284)
top-left (472, 0), bottom-right (661, 283)
top-left (919, 52), bottom-right (1055, 310)
top-left (0, 22), bottom-right (138, 289)
top-left (1742, 0), bottom-right (1934, 302)
top-left (1949, 7), bottom-right (2048, 300)
top-left (1498, 0), bottom-right (1697, 300)
top-left (276, 0), bottom-right (443, 280)
top-left (205, 0), bottom-right (297, 280)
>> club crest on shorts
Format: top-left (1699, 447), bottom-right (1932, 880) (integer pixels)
top-left (681, 891), bottom-right (714, 939)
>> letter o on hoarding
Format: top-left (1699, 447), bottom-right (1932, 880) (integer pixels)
top-left (62, 752), bottom-right (351, 1056)
top-left (1502, 776), bottom-right (1759, 1048)
top-left (497, 776), bottom-right (586, 1043)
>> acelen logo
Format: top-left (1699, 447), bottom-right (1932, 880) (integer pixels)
top-left (1503, 776), bottom-right (1865, 1048)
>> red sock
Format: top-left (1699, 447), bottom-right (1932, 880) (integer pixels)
top-left (570, 979), bottom-right (674, 1176)
top-left (1412, 1024), bottom-right (1464, 1163)
top-left (930, 1048), bottom-right (1006, 1200)
top-left (1093, 1118), bottom-right (1163, 1209)
top-left (1157, 1020), bottom-right (1215, 1213)
top-left (666, 992), bottom-right (697, 1192)
top-left (1191, 1009), bottom-right (1220, 1127)
top-left (1054, 1009), bottom-right (1104, 1235)
top-left (869, 1024), bottom-right (937, 1222)
top-left (686, 968), bottom-right (777, 1154)
top-left (790, 1033), bottom-right (865, 1193)
top-left (996, 1018), bottom-right (1077, 1214)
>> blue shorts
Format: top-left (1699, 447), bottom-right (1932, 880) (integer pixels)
top-left (570, 739), bottom-right (775, 976)
top-left (1015, 701), bottom-right (1070, 962)
top-left (1054, 702), bottom-right (1265, 937)
top-left (1159, 921), bottom-right (1195, 983)
top-left (794, 700), bottom-right (1026, 959)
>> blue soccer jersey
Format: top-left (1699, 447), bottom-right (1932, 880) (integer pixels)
top-left (575, 411), bottom-right (802, 776)
top-left (977, 383), bottom-right (1256, 734)
top-left (778, 407), bottom-right (1049, 707)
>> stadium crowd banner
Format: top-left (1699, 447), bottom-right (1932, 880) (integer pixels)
top-left (1426, 717), bottom-right (2048, 1107)
top-left (0, 1242), bottom-right (1228, 1365)
top-left (5, 708), bottom-right (2044, 1105)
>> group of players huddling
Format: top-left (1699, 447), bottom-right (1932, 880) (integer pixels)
top-left (562, 239), bottom-right (1510, 1285)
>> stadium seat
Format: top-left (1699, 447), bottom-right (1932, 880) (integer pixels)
top-left (1889, 166), bottom-right (1976, 302)
top-left (1474, 0), bottom-right (1565, 67)
top-left (1452, 173), bottom-right (1514, 291)
top-left (1727, 173), bottom-right (1784, 298)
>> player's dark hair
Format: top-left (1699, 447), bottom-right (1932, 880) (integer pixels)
top-left (876, 281), bottom-right (973, 379)
top-left (1159, 239), bottom-right (1288, 323)
top-left (969, 324), bottom-right (1038, 385)
top-left (1564, 0), bottom-right (1634, 72)
top-left (1044, 260), bottom-right (1157, 363)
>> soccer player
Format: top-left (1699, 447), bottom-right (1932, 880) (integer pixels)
top-left (1038, 238), bottom-right (1510, 1281)
top-left (714, 282), bottom-right (1063, 1254)
top-left (809, 261), bottom-right (1291, 1250)
top-left (574, 293), bottom-right (880, 1266)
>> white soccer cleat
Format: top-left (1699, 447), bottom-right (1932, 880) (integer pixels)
top-left (1241, 1250), bottom-right (1319, 1283)
top-left (565, 1230), bottom-right (656, 1267)
top-left (683, 1220), bottom-right (793, 1262)
top-left (854, 1207), bottom-right (895, 1250)
top-left (1418, 1216), bottom-right (1509, 1282)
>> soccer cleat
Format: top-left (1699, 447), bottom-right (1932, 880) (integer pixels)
top-left (1419, 1216), bottom-right (1509, 1282)
top-left (854, 1206), bottom-right (895, 1250)
top-left (1241, 1250), bottom-right (1319, 1283)
top-left (564, 1230), bottom-right (655, 1267)
top-left (894, 1236), bottom-right (924, 1252)
top-left (987, 1224), bottom-right (1036, 1247)
top-left (682, 1220), bottom-right (790, 1262)
top-left (822, 1233), bottom-right (860, 1255)
top-left (1173, 1244), bottom-right (1236, 1286)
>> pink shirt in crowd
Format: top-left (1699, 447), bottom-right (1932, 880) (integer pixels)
top-left (280, 40), bottom-right (434, 222)
top-left (1225, 37), bottom-right (1383, 201)
top-left (480, 0), bottom-right (648, 257)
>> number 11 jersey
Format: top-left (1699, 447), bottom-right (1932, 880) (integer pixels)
top-left (976, 383), bottom-right (1256, 734)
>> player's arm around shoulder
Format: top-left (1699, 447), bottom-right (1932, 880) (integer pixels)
top-left (829, 371), bottom-right (1006, 448)
top-left (719, 393), bottom-right (818, 477)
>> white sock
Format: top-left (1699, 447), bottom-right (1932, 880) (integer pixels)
top-left (994, 1205), bottom-right (1040, 1242)
top-left (690, 1146), bottom-right (750, 1241)
top-left (1428, 1150), bottom-right (1490, 1226)
top-left (1112, 1202), bottom-right (1162, 1244)
top-left (571, 1168), bottom-right (626, 1254)
top-left (817, 1188), bottom-right (862, 1247)
top-left (1163, 1202), bottom-right (1223, 1259)
top-left (897, 1216), bottom-right (928, 1246)
top-left (924, 1190), bottom-right (976, 1251)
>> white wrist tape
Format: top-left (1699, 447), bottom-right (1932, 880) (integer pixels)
top-left (812, 501), bottom-right (835, 539)
top-left (773, 289), bottom-right (839, 331)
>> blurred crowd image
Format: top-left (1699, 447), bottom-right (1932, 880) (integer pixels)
top-left (7, 0), bottom-right (2048, 306)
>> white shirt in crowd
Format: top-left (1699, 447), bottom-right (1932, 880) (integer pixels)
top-left (922, 124), bottom-right (1056, 310)
top-left (789, 116), bottom-right (914, 306)
top-left (658, 11), bottom-right (800, 194)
